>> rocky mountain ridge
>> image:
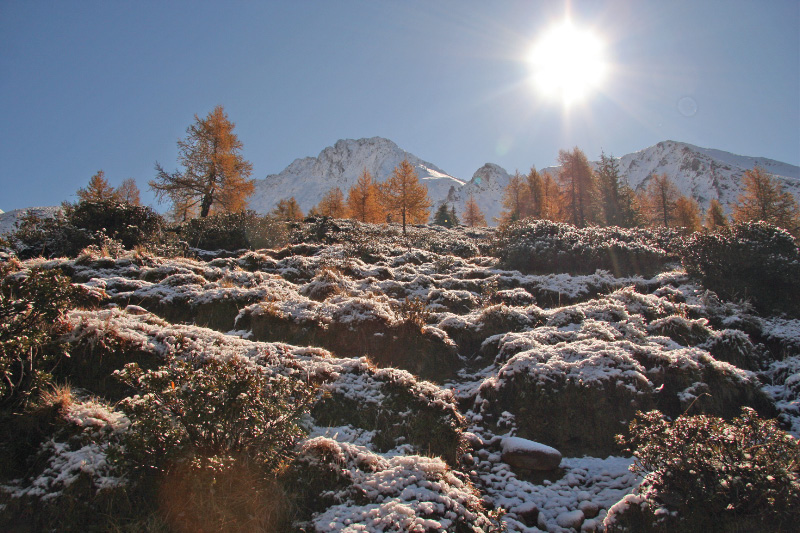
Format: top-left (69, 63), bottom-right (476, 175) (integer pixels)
top-left (249, 137), bottom-right (800, 224)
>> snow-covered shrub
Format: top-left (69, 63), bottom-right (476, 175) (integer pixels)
top-left (177, 210), bottom-right (288, 251)
top-left (647, 315), bottom-right (712, 346)
top-left (312, 364), bottom-right (467, 465)
top-left (703, 328), bottom-right (765, 371)
top-left (9, 200), bottom-right (164, 259)
top-left (8, 210), bottom-right (94, 258)
top-left (114, 355), bottom-right (315, 530)
top-left (301, 266), bottom-right (351, 301)
top-left (286, 437), bottom-right (500, 532)
top-left (116, 356), bottom-right (316, 476)
top-left (493, 219), bottom-right (678, 276)
top-left (683, 222), bottom-right (800, 316)
top-left (609, 408), bottom-right (800, 532)
top-left (409, 225), bottom-right (483, 258)
top-left (440, 304), bottom-right (544, 360)
top-left (65, 199), bottom-right (164, 250)
top-left (0, 393), bottom-right (130, 531)
top-left (395, 295), bottom-right (434, 329)
top-left (0, 262), bottom-right (87, 408)
top-left (243, 294), bottom-right (461, 382)
top-left (477, 338), bottom-right (656, 456)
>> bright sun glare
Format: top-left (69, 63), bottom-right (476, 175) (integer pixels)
top-left (529, 21), bottom-right (607, 107)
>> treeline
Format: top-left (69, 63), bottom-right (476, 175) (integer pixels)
top-left (52, 105), bottom-right (800, 240)
top-left (496, 147), bottom-right (800, 238)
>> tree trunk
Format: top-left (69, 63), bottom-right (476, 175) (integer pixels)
top-left (200, 192), bottom-right (213, 218)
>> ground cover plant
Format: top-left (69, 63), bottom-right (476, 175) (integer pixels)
top-left (1, 216), bottom-right (798, 532)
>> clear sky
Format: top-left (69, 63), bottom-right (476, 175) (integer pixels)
top-left (1, 0), bottom-right (798, 212)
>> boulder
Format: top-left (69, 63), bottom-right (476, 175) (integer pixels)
top-left (500, 436), bottom-right (562, 471)
top-left (578, 500), bottom-right (600, 519)
top-left (515, 502), bottom-right (539, 527)
top-left (557, 509), bottom-right (585, 529)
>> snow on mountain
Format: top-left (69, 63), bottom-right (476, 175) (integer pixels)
top-left (0, 206), bottom-right (61, 235)
top-left (248, 137), bottom-right (465, 214)
top-left (615, 140), bottom-right (800, 211)
top-left (250, 137), bottom-right (799, 225)
top-left (443, 163), bottom-right (512, 224)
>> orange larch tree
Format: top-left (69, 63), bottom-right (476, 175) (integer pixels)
top-left (313, 187), bottom-right (347, 218)
top-left (499, 172), bottom-right (527, 224)
top-left (346, 169), bottom-right (384, 223)
top-left (116, 178), bottom-right (141, 205)
top-left (272, 197), bottom-right (304, 221)
top-left (673, 195), bottom-right (702, 233)
top-left (557, 147), bottom-right (599, 228)
top-left (77, 170), bottom-right (120, 202)
top-left (462, 194), bottom-right (487, 227)
top-left (379, 159), bottom-right (432, 234)
top-left (733, 166), bottom-right (800, 236)
top-left (704, 199), bottom-right (728, 231)
top-left (645, 173), bottom-right (681, 228)
top-left (150, 105), bottom-right (254, 218)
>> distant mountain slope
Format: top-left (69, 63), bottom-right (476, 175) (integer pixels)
top-left (248, 137), bottom-right (464, 214)
top-left (444, 163), bottom-right (512, 224)
top-left (0, 206), bottom-right (61, 235)
top-left (246, 137), bottom-right (800, 224)
top-left (615, 140), bottom-right (800, 211)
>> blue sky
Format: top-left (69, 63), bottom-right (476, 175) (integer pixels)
top-left (1, 0), bottom-right (798, 211)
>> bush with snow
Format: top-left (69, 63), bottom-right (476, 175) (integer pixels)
top-left (493, 219), bottom-right (679, 276)
top-left (176, 210), bottom-right (289, 251)
top-left (0, 262), bottom-right (89, 408)
top-left (9, 200), bottom-right (164, 259)
top-left (609, 408), bottom-right (800, 532)
top-left (312, 362), bottom-right (467, 465)
top-left (683, 221), bottom-right (800, 316)
top-left (0, 392), bottom-right (129, 531)
top-left (286, 437), bottom-right (502, 532)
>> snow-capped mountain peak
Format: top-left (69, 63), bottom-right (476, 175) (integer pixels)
top-left (616, 140), bottom-right (800, 210)
top-left (248, 137), bottom-right (464, 214)
top-left (248, 137), bottom-right (799, 223)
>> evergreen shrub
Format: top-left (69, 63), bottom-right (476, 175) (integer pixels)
top-left (682, 222), bottom-right (800, 316)
top-left (610, 408), bottom-right (800, 532)
top-left (493, 219), bottom-right (678, 276)
top-left (176, 211), bottom-right (288, 251)
top-left (0, 262), bottom-right (85, 408)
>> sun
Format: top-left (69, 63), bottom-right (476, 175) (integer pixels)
top-left (528, 21), bottom-right (607, 107)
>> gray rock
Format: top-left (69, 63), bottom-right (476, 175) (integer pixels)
top-left (556, 509), bottom-right (585, 529)
top-left (500, 436), bottom-right (562, 471)
top-left (578, 500), bottom-right (600, 519)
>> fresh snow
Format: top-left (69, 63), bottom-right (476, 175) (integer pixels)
top-left (247, 137), bottom-right (800, 224)
top-left (0, 206), bottom-right (61, 235)
top-left (501, 437), bottom-right (560, 457)
top-left (4, 230), bottom-right (798, 531)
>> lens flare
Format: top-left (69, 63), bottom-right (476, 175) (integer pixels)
top-left (529, 21), bottom-right (607, 107)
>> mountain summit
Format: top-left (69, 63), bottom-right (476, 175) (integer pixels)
top-left (614, 140), bottom-right (800, 211)
top-left (248, 137), bottom-right (464, 214)
top-left (249, 137), bottom-right (800, 224)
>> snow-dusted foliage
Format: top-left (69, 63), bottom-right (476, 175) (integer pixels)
top-left (2, 218), bottom-right (798, 532)
top-left (493, 219), bottom-right (682, 277)
top-left (683, 221), bottom-right (800, 316)
top-left (609, 408), bottom-right (800, 531)
top-left (290, 437), bottom-right (498, 532)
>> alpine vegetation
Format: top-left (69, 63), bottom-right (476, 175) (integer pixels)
top-left (1, 169), bottom-right (799, 532)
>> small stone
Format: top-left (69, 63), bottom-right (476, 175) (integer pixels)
top-left (463, 431), bottom-right (483, 448)
top-left (516, 502), bottom-right (539, 527)
top-left (556, 510), bottom-right (585, 529)
top-left (581, 518), bottom-right (599, 532)
top-left (578, 500), bottom-right (600, 519)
